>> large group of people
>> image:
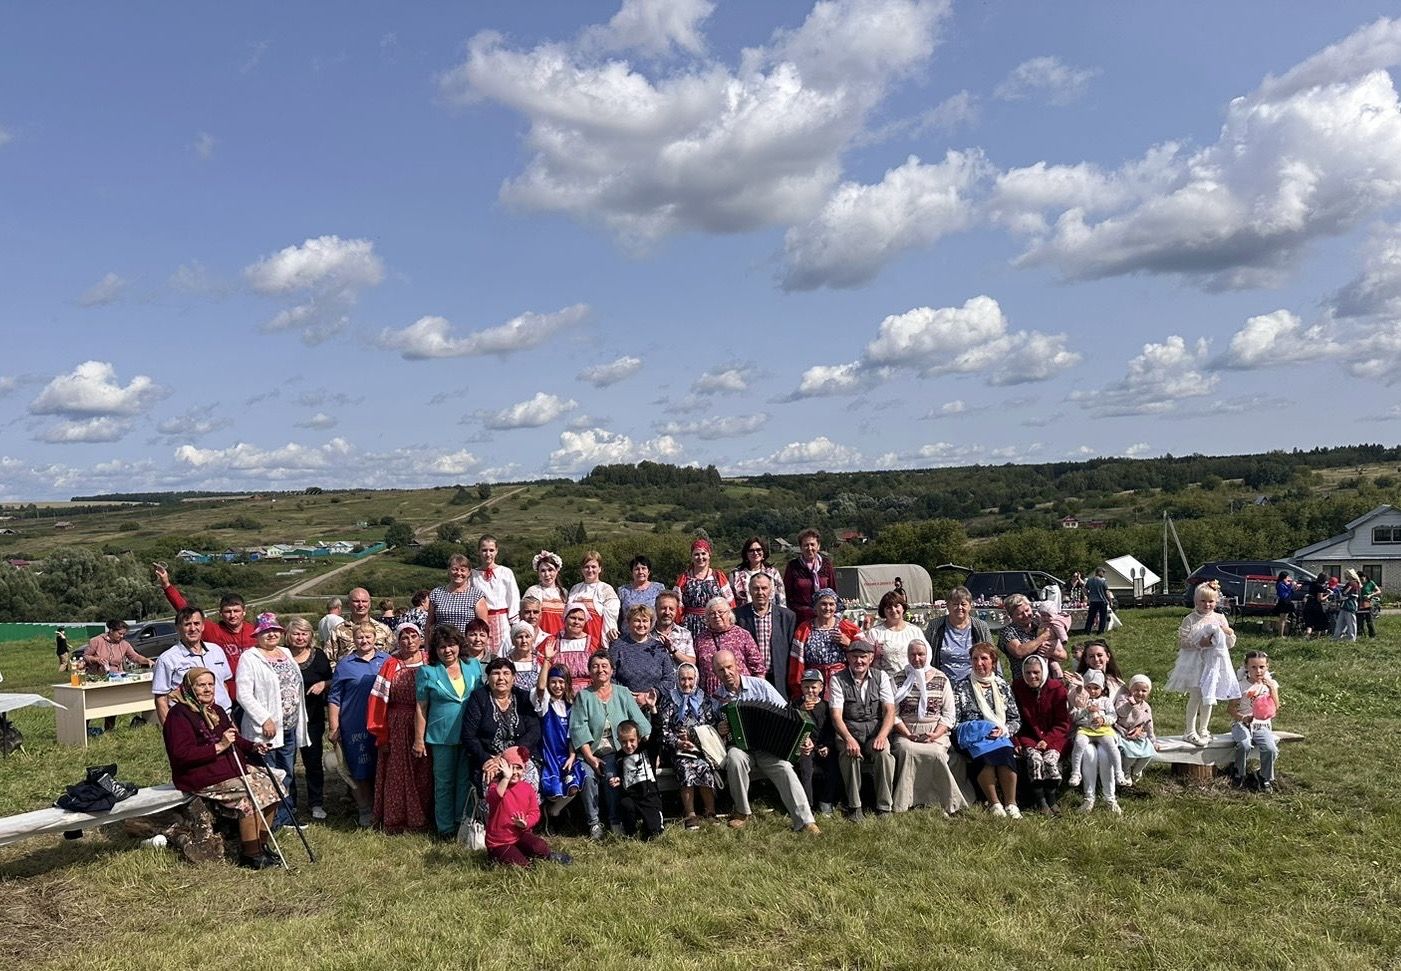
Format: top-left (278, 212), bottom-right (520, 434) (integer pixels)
top-left (150, 536), bottom-right (1287, 870)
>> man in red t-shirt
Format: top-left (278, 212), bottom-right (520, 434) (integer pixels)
top-left (154, 563), bottom-right (256, 699)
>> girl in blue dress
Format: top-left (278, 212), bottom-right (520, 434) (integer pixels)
top-left (532, 663), bottom-right (582, 806)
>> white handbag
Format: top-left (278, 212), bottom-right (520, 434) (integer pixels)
top-left (456, 788), bottom-right (487, 851)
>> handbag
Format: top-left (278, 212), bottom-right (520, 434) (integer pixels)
top-left (954, 719), bottom-right (1012, 760)
top-left (456, 786), bottom-right (487, 852)
top-left (690, 724), bottom-right (727, 768)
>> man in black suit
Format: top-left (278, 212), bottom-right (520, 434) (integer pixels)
top-left (735, 572), bottom-right (797, 697)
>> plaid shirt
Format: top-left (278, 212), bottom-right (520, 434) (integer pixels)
top-left (750, 609), bottom-right (774, 676)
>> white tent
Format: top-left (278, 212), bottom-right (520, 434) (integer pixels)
top-left (834, 564), bottom-right (934, 606)
top-left (1100, 554), bottom-right (1161, 595)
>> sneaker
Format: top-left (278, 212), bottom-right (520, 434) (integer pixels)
top-left (1106, 799), bottom-right (1123, 815)
top-left (989, 803), bottom-right (1007, 818)
top-left (683, 815), bottom-right (702, 831)
top-left (1191, 734), bottom-right (1209, 749)
top-left (310, 806), bottom-right (327, 821)
top-left (727, 814), bottom-right (749, 829)
top-left (1005, 804), bottom-right (1022, 820)
top-left (1261, 781), bottom-right (1274, 794)
top-left (1078, 798), bottom-right (1096, 814)
top-left (1066, 772), bottom-right (1081, 787)
top-left (1117, 774), bottom-right (1132, 788)
top-left (548, 851), bottom-right (574, 866)
top-left (588, 822), bottom-right (604, 840)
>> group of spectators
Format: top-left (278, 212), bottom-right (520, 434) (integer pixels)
top-left (1272, 568), bottom-right (1379, 640)
top-left (148, 534), bottom-right (1287, 869)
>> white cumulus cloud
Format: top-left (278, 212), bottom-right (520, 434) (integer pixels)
top-left (782, 150), bottom-right (986, 290)
top-left (36, 417), bottom-right (130, 444)
top-left (656, 413), bottom-right (768, 439)
top-left (1071, 336), bottom-right (1217, 416)
top-left (578, 355), bottom-right (644, 387)
top-left (1003, 19), bottom-right (1401, 289)
top-left (78, 272), bottom-right (126, 307)
top-left (1213, 309), bottom-right (1341, 370)
top-left (379, 304), bottom-right (589, 359)
top-left (30, 361), bottom-right (165, 417)
top-left (440, 0), bottom-right (951, 244)
top-left (993, 56), bottom-right (1099, 105)
top-left (484, 392), bottom-right (578, 430)
top-left (548, 427), bottom-right (683, 473)
top-left (733, 436), bottom-right (863, 473)
top-left (693, 366), bottom-right (751, 395)
top-left (243, 235), bottom-right (385, 344)
top-left (295, 412), bottom-right (339, 430)
top-left (786, 296), bottom-right (1078, 398)
top-left (583, 0), bottom-right (715, 57)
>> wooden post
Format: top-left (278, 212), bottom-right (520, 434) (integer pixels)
top-left (1173, 763), bottom-right (1215, 785)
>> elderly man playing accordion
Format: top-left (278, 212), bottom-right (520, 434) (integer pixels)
top-left (710, 650), bottom-right (821, 835)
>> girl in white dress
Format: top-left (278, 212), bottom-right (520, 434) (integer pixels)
top-left (1165, 581), bottom-right (1240, 746)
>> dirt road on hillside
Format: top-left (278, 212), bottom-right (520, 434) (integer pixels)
top-left (247, 486), bottom-right (526, 607)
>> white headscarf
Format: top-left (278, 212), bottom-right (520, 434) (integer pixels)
top-left (893, 641), bottom-right (935, 718)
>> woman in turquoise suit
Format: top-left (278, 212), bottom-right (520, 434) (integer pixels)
top-left (414, 625), bottom-right (481, 840)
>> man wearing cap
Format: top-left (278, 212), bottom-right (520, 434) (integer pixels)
top-left (710, 650), bottom-right (820, 834)
top-left (735, 572), bottom-right (797, 695)
top-left (828, 638), bottom-right (897, 821)
top-left (330, 587), bottom-right (395, 662)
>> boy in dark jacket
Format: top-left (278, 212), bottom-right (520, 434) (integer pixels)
top-left (793, 670), bottom-right (839, 814)
top-left (610, 720), bottom-right (664, 839)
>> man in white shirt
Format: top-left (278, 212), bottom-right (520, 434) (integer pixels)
top-left (152, 606), bottom-right (233, 723)
top-left (316, 597), bottom-right (344, 651)
top-left (829, 639), bottom-right (896, 820)
top-left (709, 650), bottom-right (820, 835)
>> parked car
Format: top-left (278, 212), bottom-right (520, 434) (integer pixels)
top-left (127, 621), bottom-right (180, 661)
top-left (1182, 560), bottom-right (1316, 614)
top-left (962, 570), bottom-right (1065, 602)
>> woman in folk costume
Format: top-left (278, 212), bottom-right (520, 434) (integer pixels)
top-left (1166, 580), bottom-right (1240, 746)
top-left (1012, 654), bottom-right (1072, 815)
top-left (525, 549), bottom-right (568, 639)
top-left (531, 662), bottom-right (582, 806)
top-left (674, 538), bottom-right (735, 643)
top-left (367, 623), bottom-right (433, 834)
top-left (889, 638), bottom-right (966, 815)
top-left (567, 550), bottom-right (620, 649)
top-left (471, 534), bottom-right (521, 657)
top-left (789, 587), bottom-right (861, 700)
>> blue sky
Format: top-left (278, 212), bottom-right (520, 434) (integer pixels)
top-left (2, 1), bottom-right (1400, 499)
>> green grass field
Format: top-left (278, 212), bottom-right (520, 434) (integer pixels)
top-left (2, 610), bottom-right (1399, 970)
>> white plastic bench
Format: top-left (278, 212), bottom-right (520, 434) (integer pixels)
top-left (1153, 731), bottom-right (1304, 769)
top-left (0, 783), bottom-right (190, 847)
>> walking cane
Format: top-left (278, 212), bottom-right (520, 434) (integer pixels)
top-left (228, 744), bottom-right (289, 870)
top-left (259, 756), bottom-right (316, 863)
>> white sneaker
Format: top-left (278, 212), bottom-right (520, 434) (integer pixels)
top-left (1191, 733), bottom-right (1209, 748)
top-left (989, 803), bottom-right (1007, 818)
top-left (1106, 799), bottom-right (1123, 815)
top-left (1006, 804), bottom-right (1022, 819)
top-left (310, 805), bottom-right (327, 820)
top-left (1078, 798), bottom-right (1096, 814)
top-left (1117, 774), bottom-right (1132, 787)
top-left (1067, 772), bottom-right (1082, 787)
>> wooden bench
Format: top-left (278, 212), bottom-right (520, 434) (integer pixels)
top-left (0, 783), bottom-right (190, 848)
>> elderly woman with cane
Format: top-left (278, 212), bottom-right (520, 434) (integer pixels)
top-left (163, 667), bottom-right (280, 869)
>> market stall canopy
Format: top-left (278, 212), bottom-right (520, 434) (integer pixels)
top-left (835, 564), bottom-right (933, 606)
top-left (1100, 555), bottom-right (1161, 594)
